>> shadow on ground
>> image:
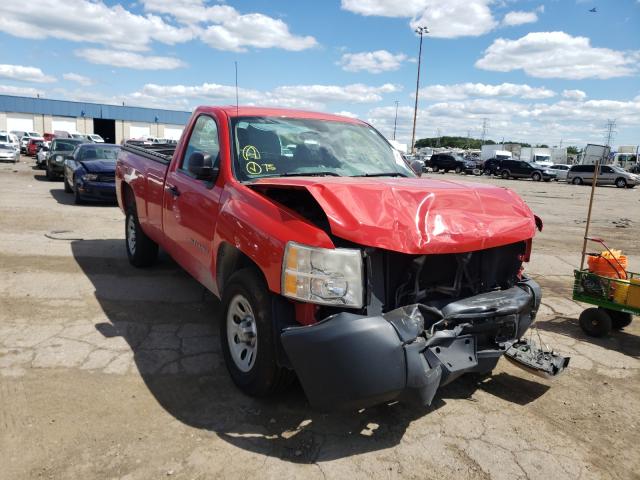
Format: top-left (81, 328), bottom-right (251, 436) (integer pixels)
top-left (536, 316), bottom-right (640, 359)
top-left (72, 238), bottom-right (552, 463)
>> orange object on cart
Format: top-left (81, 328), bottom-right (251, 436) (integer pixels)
top-left (587, 250), bottom-right (627, 279)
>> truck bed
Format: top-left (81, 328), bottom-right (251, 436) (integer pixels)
top-left (121, 142), bottom-right (176, 165)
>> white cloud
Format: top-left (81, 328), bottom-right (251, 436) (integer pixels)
top-left (334, 111), bottom-right (359, 118)
top-left (476, 31), bottom-right (640, 79)
top-left (502, 11), bottom-right (538, 26)
top-left (0, 0), bottom-right (316, 54)
top-left (0, 84), bottom-right (44, 96)
top-left (342, 0), bottom-right (497, 38)
top-left (62, 72), bottom-right (93, 86)
top-left (137, 82), bottom-right (400, 110)
top-left (421, 82), bottom-right (556, 100)
top-left (142, 0), bottom-right (317, 52)
top-left (0, 0), bottom-right (193, 52)
top-left (75, 49), bottom-right (187, 70)
top-left (339, 50), bottom-right (408, 73)
top-left (0, 64), bottom-right (55, 83)
top-left (562, 89), bottom-right (587, 101)
top-left (366, 95), bottom-right (640, 147)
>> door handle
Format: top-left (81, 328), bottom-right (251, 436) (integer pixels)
top-left (168, 184), bottom-right (180, 197)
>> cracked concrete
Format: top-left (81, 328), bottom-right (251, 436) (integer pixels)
top-left (1, 158), bottom-right (639, 479)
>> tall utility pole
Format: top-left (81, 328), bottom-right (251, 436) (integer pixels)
top-left (393, 100), bottom-right (399, 140)
top-left (480, 118), bottom-right (489, 145)
top-left (411, 25), bottom-right (429, 154)
top-left (604, 119), bottom-right (616, 148)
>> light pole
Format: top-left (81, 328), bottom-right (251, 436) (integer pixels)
top-left (411, 25), bottom-right (428, 154)
top-left (393, 100), bottom-right (399, 140)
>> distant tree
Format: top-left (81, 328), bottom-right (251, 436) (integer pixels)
top-left (535, 144), bottom-right (549, 148)
top-left (567, 146), bottom-right (579, 155)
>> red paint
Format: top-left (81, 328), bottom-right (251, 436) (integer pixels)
top-left (116, 106), bottom-right (539, 325)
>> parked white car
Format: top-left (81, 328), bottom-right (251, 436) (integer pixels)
top-left (87, 134), bottom-right (105, 143)
top-left (0, 133), bottom-right (20, 162)
top-left (549, 164), bottom-right (571, 181)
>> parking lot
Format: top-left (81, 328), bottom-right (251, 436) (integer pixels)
top-left (1, 155), bottom-right (639, 479)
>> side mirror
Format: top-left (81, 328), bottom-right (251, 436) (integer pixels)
top-left (410, 159), bottom-right (424, 177)
top-left (188, 152), bottom-right (218, 181)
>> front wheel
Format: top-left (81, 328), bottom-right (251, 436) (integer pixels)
top-left (45, 163), bottom-right (55, 180)
top-left (432, 165), bottom-right (439, 173)
top-left (220, 268), bottom-right (294, 397)
top-left (579, 307), bottom-right (612, 337)
top-left (607, 309), bottom-right (632, 329)
top-left (125, 206), bottom-right (158, 267)
top-left (615, 178), bottom-right (627, 188)
top-left (455, 166), bottom-right (462, 174)
top-left (63, 175), bottom-right (72, 193)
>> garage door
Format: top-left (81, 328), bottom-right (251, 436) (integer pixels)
top-left (163, 127), bottom-right (183, 140)
top-left (7, 113), bottom-right (34, 133)
top-left (129, 124), bottom-right (151, 139)
top-left (52, 117), bottom-right (77, 133)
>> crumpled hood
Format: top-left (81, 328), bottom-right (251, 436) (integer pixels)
top-left (81, 160), bottom-right (116, 173)
top-left (249, 176), bottom-right (536, 254)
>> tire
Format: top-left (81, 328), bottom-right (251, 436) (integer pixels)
top-left (443, 169), bottom-right (449, 174)
top-left (455, 166), bottom-right (462, 174)
top-left (579, 307), bottom-right (612, 337)
top-left (45, 163), bottom-right (56, 180)
top-left (220, 268), bottom-right (294, 397)
top-left (532, 172), bottom-right (542, 182)
top-left (501, 170), bottom-right (510, 179)
top-left (432, 165), bottom-right (439, 173)
top-left (483, 168), bottom-right (491, 176)
top-left (63, 175), bottom-right (72, 193)
top-left (615, 178), bottom-right (627, 188)
top-left (125, 205), bottom-right (158, 267)
top-left (572, 177), bottom-right (583, 185)
top-left (74, 182), bottom-right (84, 205)
top-left (607, 309), bottom-right (632, 329)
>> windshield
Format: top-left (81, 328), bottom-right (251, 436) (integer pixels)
top-left (79, 146), bottom-right (119, 161)
top-left (231, 116), bottom-right (413, 181)
top-left (0, 144), bottom-right (13, 150)
top-left (0, 134), bottom-right (10, 143)
top-left (53, 140), bottom-right (82, 151)
top-left (610, 165), bottom-right (626, 173)
top-left (29, 132), bottom-right (39, 137)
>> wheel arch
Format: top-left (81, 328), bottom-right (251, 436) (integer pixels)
top-left (216, 242), bottom-right (267, 298)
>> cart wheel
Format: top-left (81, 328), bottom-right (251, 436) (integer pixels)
top-left (606, 309), bottom-right (633, 329)
top-left (579, 307), bottom-right (612, 337)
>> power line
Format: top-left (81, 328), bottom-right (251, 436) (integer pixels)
top-left (603, 119), bottom-right (616, 147)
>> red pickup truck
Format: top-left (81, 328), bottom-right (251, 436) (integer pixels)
top-left (116, 106), bottom-right (546, 410)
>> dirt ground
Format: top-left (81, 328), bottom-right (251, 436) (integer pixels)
top-left (1, 156), bottom-right (639, 480)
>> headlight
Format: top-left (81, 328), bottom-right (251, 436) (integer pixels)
top-left (55, 155), bottom-right (63, 162)
top-left (82, 173), bottom-right (99, 181)
top-left (282, 242), bottom-right (363, 308)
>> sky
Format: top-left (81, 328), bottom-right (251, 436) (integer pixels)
top-left (0, 0), bottom-right (639, 148)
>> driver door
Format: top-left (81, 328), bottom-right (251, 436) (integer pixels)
top-left (162, 115), bottom-right (223, 290)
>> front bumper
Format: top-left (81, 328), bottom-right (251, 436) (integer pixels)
top-left (281, 279), bottom-right (541, 410)
top-left (77, 181), bottom-right (117, 201)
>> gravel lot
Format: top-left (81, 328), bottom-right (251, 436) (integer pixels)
top-left (1, 156), bottom-right (639, 479)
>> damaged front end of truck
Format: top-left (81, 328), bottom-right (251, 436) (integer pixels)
top-left (250, 178), bottom-right (568, 410)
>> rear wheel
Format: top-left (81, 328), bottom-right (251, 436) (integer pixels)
top-left (125, 205), bottom-right (158, 267)
top-left (532, 172), bottom-right (542, 182)
top-left (579, 307), bottom-right (612, 337)
top-left (220, 268), bottom-right (294, 397)
top-left (572, 177), bottom-right (583, 185)
top-left (455, 166), bottom-right (462, 174)
top-left (63, 175), bottom-right (72, 193)
top-left (607, 309), bottom-right (632, 329)
top-left (615, 178), bottom-right (627, 188)
top-left (501, 170), bottom-right (510, 179)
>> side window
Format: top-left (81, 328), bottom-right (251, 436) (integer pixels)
top-left (601, 166), bottom-right (613, 173)
top-left (181, 115), bottom-right (219, 173)
top-left (520, 161), bottom-right (530, 168)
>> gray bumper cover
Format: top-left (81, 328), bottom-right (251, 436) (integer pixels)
top-left (281, 279), bottom-right (541, 411)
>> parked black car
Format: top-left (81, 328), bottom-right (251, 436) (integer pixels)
top-left (456, 156), bottom-right (480, 174)
top-left (499, 160), bottom-right (556, 182)
top-left (63, 144), bottom-right (120, 203)
top-left (482, 157), bottom-right (503, 176)
top-left (46, 138), bottom-right (84, 180)
top-left (429, 153), bottom-right (458, 173)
